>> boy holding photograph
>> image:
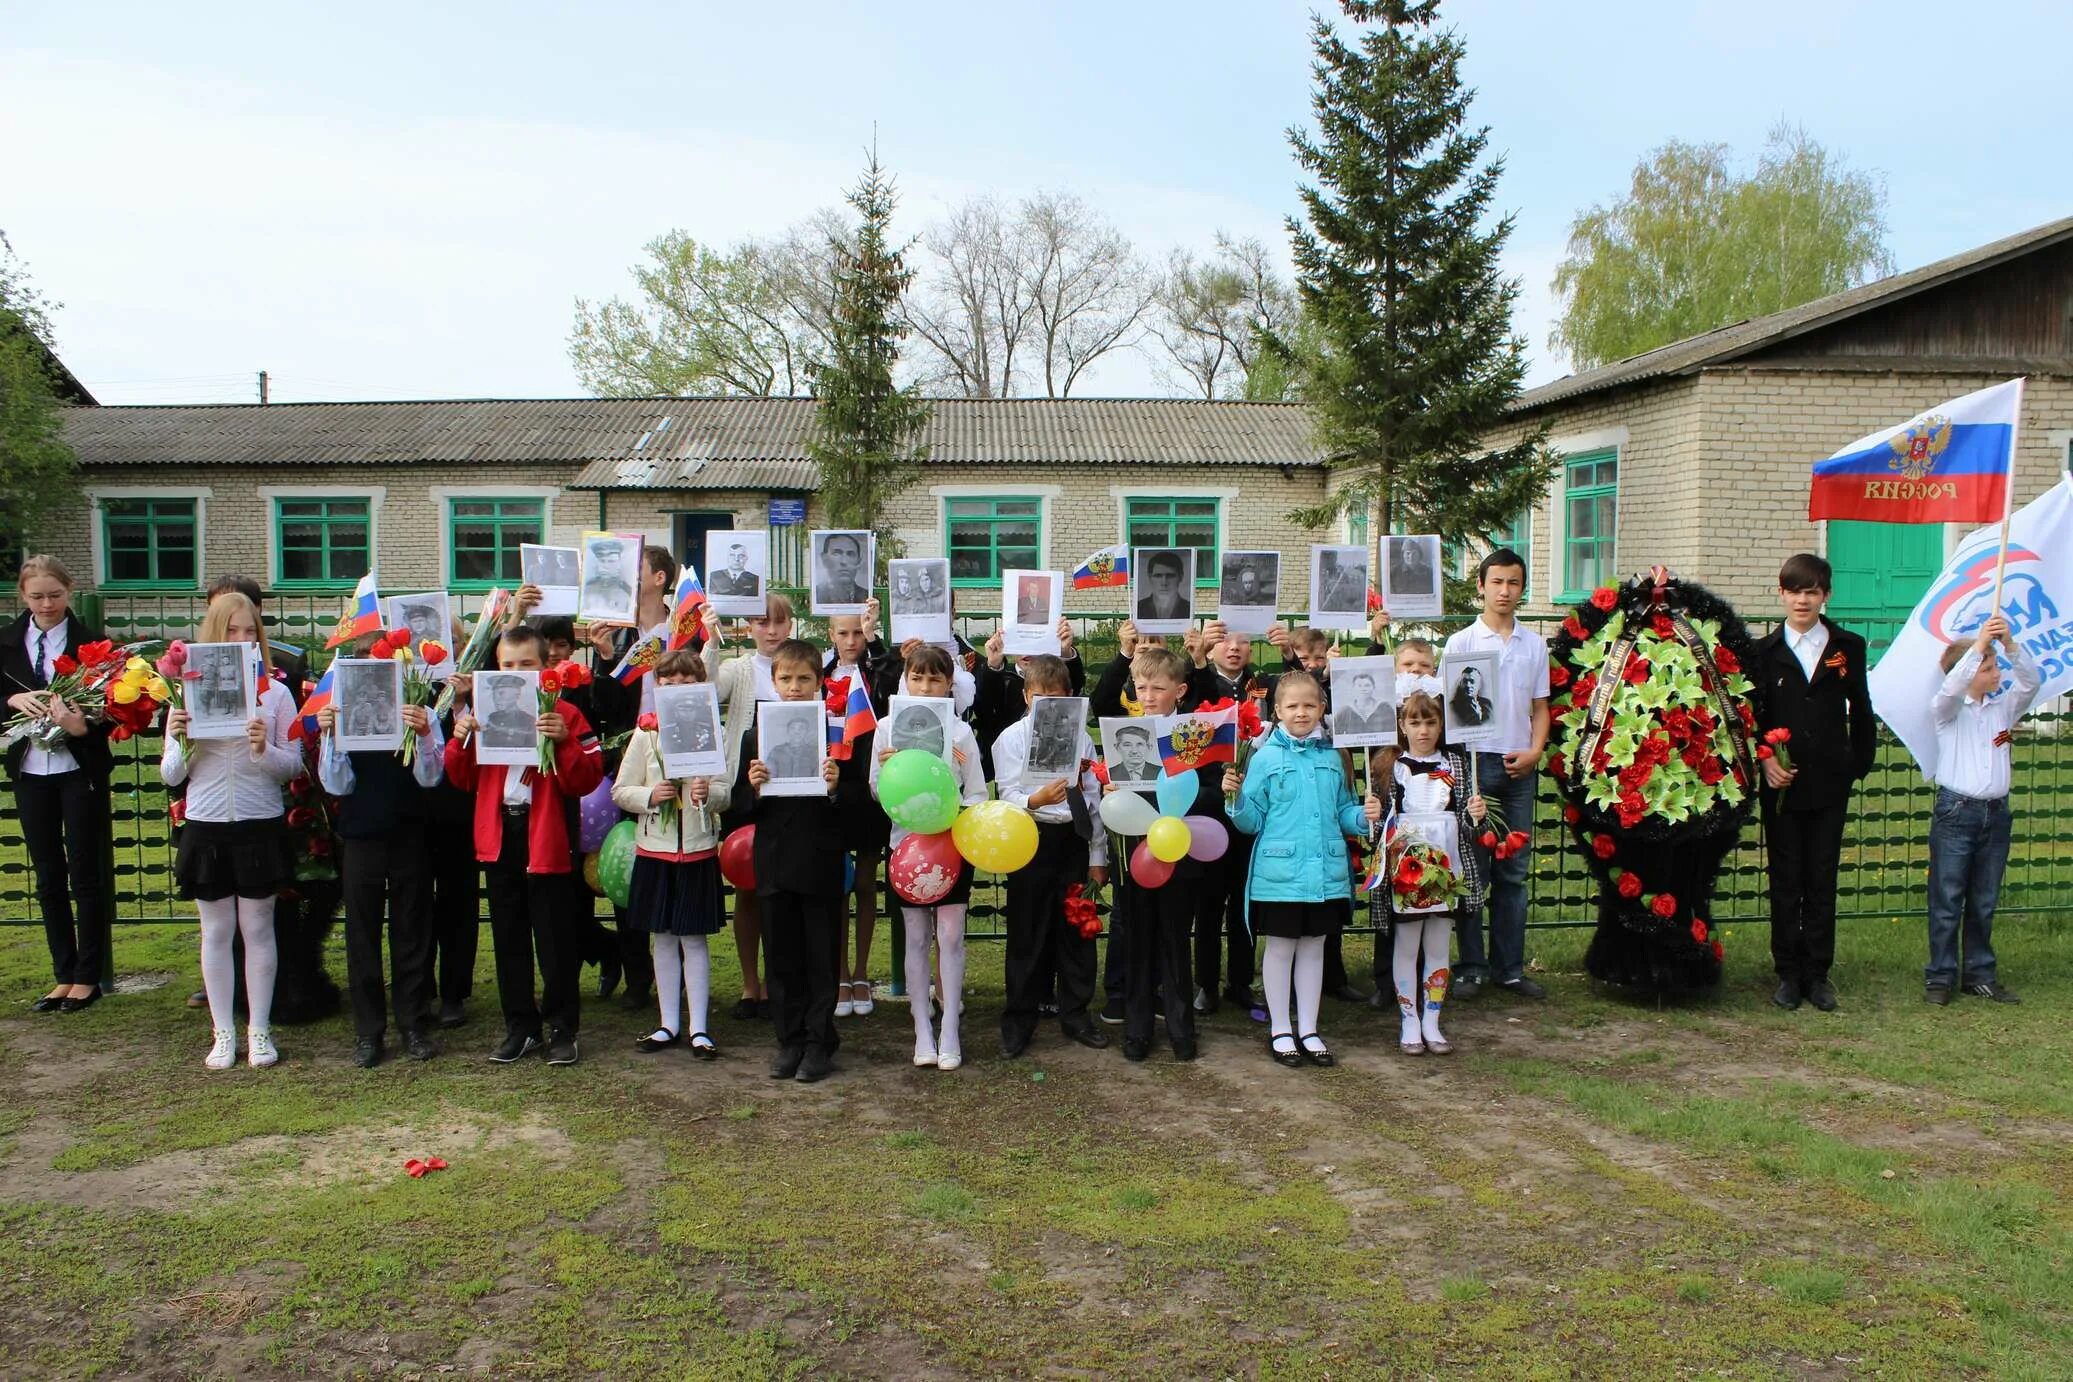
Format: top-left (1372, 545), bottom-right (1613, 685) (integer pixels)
top-left (708, 593), bottom-right (796, 1019)
top-left (825, 605), bottom-right (891, 1018)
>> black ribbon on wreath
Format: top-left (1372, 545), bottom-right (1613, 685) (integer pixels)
top-left (1547, 566), bottom-right (1762, 994)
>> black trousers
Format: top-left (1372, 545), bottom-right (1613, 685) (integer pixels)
top-left (762, 889), bottom-right (842, 1055)
top-left (15, 770), bottom-right (111, 987)
top-left (1124, 872), bottom-right (1197, 1050)
top-left (1002, 824), bottom-right (1097, 1045)
top-left (1764, 797), bottom-right (1849, 985)
top-left (1193, 844), bottom-right (1255, 1000)
top-left (341, 831), bottom-right (433, 1040)
top-left (424, 819), bottom-right (480, 1011)
top-left (483, 812), bottom-right (581, 1037)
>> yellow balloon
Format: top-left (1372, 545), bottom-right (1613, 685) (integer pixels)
top-left (951, 800), bottom-right (1039, 874)
top-left (1146, 815), bottom-right (1191, 863)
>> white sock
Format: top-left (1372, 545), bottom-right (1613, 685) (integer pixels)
top-left (1293, 935), bottom-right (1325, 1041)
top-left (935, 906), bottom-right (967, 1058)
top-left (235, 895), bottom-right (278, 1033)
top-left (652, 934), bottom-right (684, 1035)
top-left (1393, 918), bottom-right (1425, 1045)
top-left (683, 935), bottom-right (711, 1039)
top-left (1262, 936), bottom-right (1296, 1045)
top-left (197, 897), bottom-right (240, 1033)
top-left (1420, 917), bottom-right (1452, 1045)
top-left (903, 906), bottom-right (937, 1055)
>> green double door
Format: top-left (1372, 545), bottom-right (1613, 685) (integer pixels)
top-left (1825, 521), bottom-right (1946, 656)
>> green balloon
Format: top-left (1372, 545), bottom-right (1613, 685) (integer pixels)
top-left (879, 749), bottom-right (961, 835)
top-left (598, 819), bottom-right (638, 910)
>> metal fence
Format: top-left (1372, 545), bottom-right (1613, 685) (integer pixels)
top-left (7, 594), bottom-right (2068, 929)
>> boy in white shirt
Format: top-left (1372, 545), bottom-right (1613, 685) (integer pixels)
top-left (1925, 614), bottom-right (2040, 1005)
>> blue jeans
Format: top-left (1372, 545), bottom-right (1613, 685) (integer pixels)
top-left (1925, 788), bottom-right (2010, 988)
top-left (1459, 755), bottom-right (1535, 984)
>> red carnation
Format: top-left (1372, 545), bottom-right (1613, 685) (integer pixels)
top-left (1690, 918), bottom-right (1709, 944)
top-left (1650, 614), bottom-right (1675, 639)
top-left (1616, 871), bottom-right (1642, 900)
top-left (1562, 614), bottom-right (1589, 641)
top-left (1549, 664), bottom-right (1571, 688)
top-left (1712, 647), bottom-right (1740, 674)
top-left (1591, 833), bottom-right (1615, 860)
top-left (1562, 804), bottom-right (1581, 825)
top-left (1546, 751), bottom-right (1566, 777)
top-left (1650, 892), bottom-right (1678, 919)
top-left (1589, 587), bottom-right (1618, 612)
top-left (1696, 758), bottom-right (1726, 786)
top-left (1573, 672), bottom-right (1598, 700)
top-left (1621, 657), bottom-right (1651, 686)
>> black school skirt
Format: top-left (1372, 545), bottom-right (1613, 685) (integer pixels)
top-left (1251, 898), bottom-right (1349, 940)
top-left (175, 817), bottom-right (294, 902)
top-left (626, 854), bottom-right (727, 937)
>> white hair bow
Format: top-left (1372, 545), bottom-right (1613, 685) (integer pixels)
top-left (1396, 672), bottom-right (1442, 700)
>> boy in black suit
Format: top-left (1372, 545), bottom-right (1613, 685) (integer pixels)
top-left (1753, 554), bottom-right (1877, 1014)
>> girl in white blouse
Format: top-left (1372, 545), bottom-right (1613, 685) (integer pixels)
top-left (161, 593), bottom-right (303, 1070)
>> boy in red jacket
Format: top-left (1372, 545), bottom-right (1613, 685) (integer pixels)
top-left (446, 625), bottom-right (605, 1066)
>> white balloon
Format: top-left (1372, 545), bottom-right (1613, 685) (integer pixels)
top-left (1099, 790), bottom-right (1159, 836)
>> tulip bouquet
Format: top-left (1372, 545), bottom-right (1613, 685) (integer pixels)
top-left (434, 587), bottom-right (511, 716)
top-left (537, 659), bottom-right (593, 774)
top-left (367, 628), bottom-right (451, 765)
top-left (635, 710), bottom-right (678, 833)
top-left (4, 637), bottom-right (170, 749)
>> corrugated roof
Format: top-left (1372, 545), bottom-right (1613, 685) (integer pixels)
top-left (1514, 213), bottom-right (2073, 413)
top-left (62, 396), bottom-right (1322, 488)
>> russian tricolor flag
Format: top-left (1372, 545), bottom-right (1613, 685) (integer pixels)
top-left (1072, 544), bottom-right (1130, 590)
top-left (290, 663), bottom-right (335, 741)
top-left (666, 569), bottom-right (707, 651)
top-left (325, 572), bottom-right (383, 649)
top-left (1157, 704), bottom-right (1238, 774)
top-left (825, 674), bottom-right (877, 761)
top-left (1809, 379), bottom-right (2022, 525)
top-left (613, 633), bottom-right (665, 687)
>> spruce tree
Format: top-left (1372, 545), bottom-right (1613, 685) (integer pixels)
top-left (1277, 0), bottom-right (1551, 562)
top-left (806, 150), bottom-right (932, 561)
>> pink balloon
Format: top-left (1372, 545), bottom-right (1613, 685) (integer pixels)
top-left (578, 778), bottom-right (620, 853)
top-left (1129, 840), bottom-right (1175, 888)
top-left (1183, 815), bottom-right (1228, 862)
top-left (889, 831), bottom-right (964, 905)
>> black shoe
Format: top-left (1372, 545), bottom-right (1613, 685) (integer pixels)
top-left (490, 1030), bottom-right (541, 1063)
top-left (1065, 1025), bottom-right (1110, 1050)
top-left (769, 1045), bottom-right (805, 1079)
top-left (1299, 1034), bottom-right (1335, 1068)
top-left (1452, 974), bottom-right (1485, 1000)
top-left (186, 989), bottom-right (208, 1009)
top-left (544, 1031), bottom-right (579, 1066)
top-left (1965, 981), bottom-right (2020, 1004)
top-left (1772, 979), bottom-right (1803, 1011)
top-left (1171, 1037), bottom-right (1199, 1062)
top-left (1270, 1034), bottom-right (1303, 1068)
top-left (1192, 987), bottom-right (1217, 1015)
top-left (731, 997), bottom-right (760, 1021)
top-left (1328, 984), bottom-right (1368, 1003)
top-left (403, 1029), bottom-right (437, 1061)
top-left (1805, 980), bottom-right (1839, 1013)
top-left (31, 993), bottom-right (65, 1013)
top-left (636, 1028), bottom-right (679, 1053)
top-left (795, 1048), bottom-right (834, 1083)
top-left (596, 953), bottom-right (622, 1000)
top-left (1038, 1001), bottom-right (1060, 1017)
top-left (618, 988), bottom-right (652, 1013)
top-left (1925, 983), bottom-right (1953, 1006)
top-left (1497, 977), bottom-right (1546, 1000)
top-left (999, 1032), bottom-right (1030, 1059)
top-left (1121, 1038), bottom-right (1149, 1062)
top-left (354, 1037), bottom-right (384, 1069)
top-left (436, 1001), bottom-right (467, 1029)
top-left (1099, 995), bottom-right (1126, 1026)
top-left (57, 988), bottom-right (101, 1013)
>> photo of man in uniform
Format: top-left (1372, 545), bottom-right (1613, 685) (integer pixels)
top-left (887, 704), bottom-right (947, 758)
top-left (914, 563), bottom-right (946, 613)
top-left (582, 538), bottom-right (635, 620)
top-left (710, 543), bottom-right (760, 598)
top-left (340, 664), bottom-right (400, 741)
top-left (479, 674), bottom-right (537, 749)
top-left (1449, 664), bottom-right (1495, 727)
top-left (764, 708), bottom-right (822, 781)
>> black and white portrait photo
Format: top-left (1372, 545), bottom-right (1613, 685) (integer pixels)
top-left (473, 669), bottom-right (540, 766)
top-left (756, 700), bottom-right (828, 796)
top-left (809, 530), bottom-right (874, 616)
top-left (1442, 649), bottom-right (1503, 747)
top-left (1100, 717), bottom-right (1163, 785)
top-left (1327, 656), bottom-right (1397, 748)
top-left (1309, 544), bottom-right (1370, 632)
top-left (886, 557), bottom-right (952, 645)
top-left (1001, 569), bottom-right (1062, 656)
top-left (655, 681), bottom-right (726, 778)
top-left (384, 591), bottom-right (455, 678)
top-left (706, 531), bottom-right (769, 617)
top-left (520, 544), bottom-right (582, 615)
top-left (579, 531), bottom-right (643, 625)
top-left (185, 641), bottom-right (256, 740)
top-left (885, 694), bottom-right (957, 768)
top-left (333, 657), bottom-right (405, 753)
top-left (1218, 550), bottom-right (1280, 635)
top-left (1023, 696), bottom-right (1087, 783)
top-left (1131, 547), bottom-right (1195, 635)
top-left (1382, 534), bottom-right (1443, 620)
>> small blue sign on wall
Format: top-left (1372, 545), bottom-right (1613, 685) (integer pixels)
top-left (768, 498), bottom-right (807, 526)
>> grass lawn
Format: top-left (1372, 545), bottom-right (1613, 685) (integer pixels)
top-left (0, 910), bottom-right (2068, 1379)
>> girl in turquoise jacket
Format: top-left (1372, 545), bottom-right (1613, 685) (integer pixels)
top-left (1224, 671), bottom-right (1381, 1069)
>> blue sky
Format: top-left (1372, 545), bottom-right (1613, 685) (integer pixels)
top-left (5, 0), bottom-right (2068, 404)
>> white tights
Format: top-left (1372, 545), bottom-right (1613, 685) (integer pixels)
top-left (197, 895), bottom-right (277, 1034)
top-left (650, 934), bottom-right (712, 1040)
top-left (1391, 915), bottom-right (1452, 1044)
top-left (1262, 934), bottom-right (1326, 1051)
top-left (903, 904), bottom-right (966, 1060)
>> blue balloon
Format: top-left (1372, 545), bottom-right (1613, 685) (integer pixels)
top-left (844, 852), bottom-right (857, 893)
top-left (1155, 769), bottom-right (1197, 817)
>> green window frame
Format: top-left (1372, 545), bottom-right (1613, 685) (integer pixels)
top-left (448, 497), bottom-right (545, 590)
top-left (946, 496), bottom-right (1042, 586)
top-left (101, 497), bottom-right (199, 590)
top-left (273, 497), bottom-right (371, 589)
top-left (1560, 451), bottom-right (1618, 602)
top-left (1125, 496), bottom-right (1220, 584)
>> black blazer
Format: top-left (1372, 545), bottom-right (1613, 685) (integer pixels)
top-left (729, 726), bottom-right (860, 900)
top-left (1752, 617), bottom-right (1877, 813)
top-left (0, 611), bottom-right (116, 780)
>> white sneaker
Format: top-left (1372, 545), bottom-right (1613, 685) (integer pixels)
top-left (205, 1027), bottom-right (237, 1070)
top-left (248, 1029), bottom-right (279, 1068)
top-left (936, 1048), bottom-right (962, 1072)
